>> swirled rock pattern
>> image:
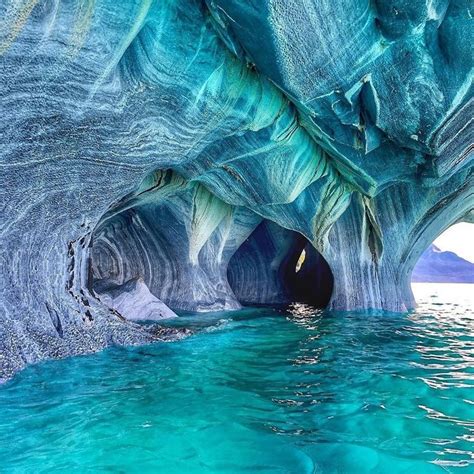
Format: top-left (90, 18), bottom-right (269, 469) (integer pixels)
top-left (0, 0), bottom-right (472, 379)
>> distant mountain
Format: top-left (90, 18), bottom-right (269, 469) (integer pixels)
top-left (412, 245), bottom-right (474, 283)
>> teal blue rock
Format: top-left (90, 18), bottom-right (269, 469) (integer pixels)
top-left (0, 0), bottom-right (472, 379)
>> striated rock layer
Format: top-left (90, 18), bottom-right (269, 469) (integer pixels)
top-left (0, 0), bottom-right (473, 379)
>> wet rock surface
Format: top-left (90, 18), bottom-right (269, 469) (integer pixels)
top-left (94, 278), bottom-right (178, 321)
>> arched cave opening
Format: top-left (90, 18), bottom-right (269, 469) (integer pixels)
top-left (409, 218), bottom-right (474, 309)
top-left (227, 220), bottom-right (334, 308)
top-left (86, 170), bottom-right (334, 319)
top-left (411, 222), bottom-right (474, 285)
top-left (87, 169), bottom-right (250, 318)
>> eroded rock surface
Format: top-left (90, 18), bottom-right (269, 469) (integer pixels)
top-left (1, 0), bottom-right (472, 379)
top-left (94, 278), bottom-right (178, 321)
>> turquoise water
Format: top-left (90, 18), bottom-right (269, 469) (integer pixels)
top-left (0, 284), bottom-right (473, 473)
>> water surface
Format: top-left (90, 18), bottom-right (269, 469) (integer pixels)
top-left (0, 284), bottom-right (473, 473)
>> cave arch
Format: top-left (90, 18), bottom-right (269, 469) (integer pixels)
top-left (227, 220), bottom-right (334, 308)
top-left (89, 169), bottom-right (263, 314)
top-left (89, 170), bottom-right (335, 316)
top-left (399, 199), bottom-right (474, 307)
top-left (411, 221), bottom-right (474, 285)
top-left (320, 167), bottom-right (473, 312)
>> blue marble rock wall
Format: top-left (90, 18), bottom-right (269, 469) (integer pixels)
top-left (91, 170), bottom-right (262, 312)
top-left (0, 0), bottom-right (472, 378)
top-left (324, 168), bottom-right (473, 311)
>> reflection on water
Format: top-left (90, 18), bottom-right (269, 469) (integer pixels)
top-left (0, 283), bottom-right (472, 473)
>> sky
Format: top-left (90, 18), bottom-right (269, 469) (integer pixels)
top-left (433, 222), bottom-right (473, 263)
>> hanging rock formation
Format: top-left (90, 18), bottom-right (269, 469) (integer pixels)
top-left (0, 0), bottom-right (472, 379)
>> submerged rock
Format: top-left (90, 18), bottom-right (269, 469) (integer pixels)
top-left (0, 0), bottom-right (472, 378)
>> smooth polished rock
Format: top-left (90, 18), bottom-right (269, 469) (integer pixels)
top-left (206, 0), bottom-right (473, 189)
top-left (94, 278), bottom-right (178, 321)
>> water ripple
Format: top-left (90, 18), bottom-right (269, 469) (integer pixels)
top-left (0, 283), bottom-right (472, 472)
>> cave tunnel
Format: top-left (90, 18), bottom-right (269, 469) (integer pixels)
top-left (407, 211), bottom-right (474, 310)
top-left (88, 170), bottom-right (334, 318)
top-left (227, 220), bottom-right (334, 309)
